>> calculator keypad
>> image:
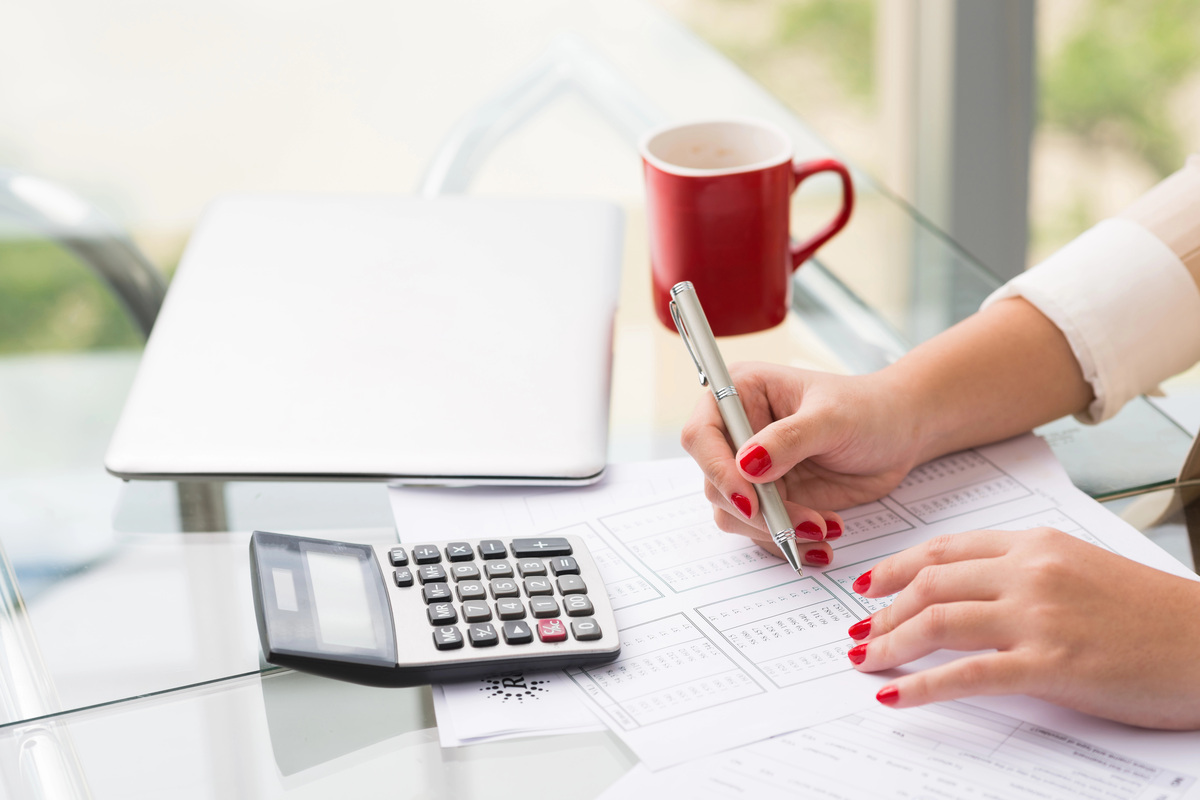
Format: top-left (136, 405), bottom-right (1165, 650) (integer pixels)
top-left (383, 535), bottom-right (617, 676)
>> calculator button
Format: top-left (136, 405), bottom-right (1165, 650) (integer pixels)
top-left (523, 577), bottom-right (553, 596)
top-left (427, 603), bottom-right (457, 624)
top-left (456, 580), bottom-right (487, 601)
top-left (529, 597), bottom-right (560, 618)
top-left (468, 623), bottom-right (499, 647)
top-left (485, 561), bottom-right (514, 578)
top-left (512, 538), bottom-right (573, 557)
top-left (556, 575), bottom-right (587, 595)
top-left (389, 547), bottom-right (409, 567)
top-left (418, 564), bottom-right (447, 584)
top-left (503, 621), bottom-right (533, 644)
top-left (445, 542), bottom-right (474, 562)
top-left (478, 540), bottom-right (508, 559)
top-left (422, 583), bottom-right (452, 603)
top-left (548, 556), bottom-right (579, 575)
top-left (450, 563), bottom-right (481, 581)
top-left (495, 599), bottom-right (526, 620)
top-left (571, 618), bottom-right (603, 641)
top-left (537, 619), bottom-right (568, 643)
top-left (462, 600), bottom-right (492, 623)
top-left (433, 626), bottom-right (463, 650)
top-left (517, 560), bottom-right (546, 577)
top-left (563, 594), bottom-right (594, 616)
top-left (412, 545), bottom-right (441, 564)
top-left (393, 568), bottom-right (414, 587)
top-left (490, 579), bottom-right (519, 598)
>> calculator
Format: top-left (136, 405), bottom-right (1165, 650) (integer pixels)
top-left (249, 530), bottom-right (621, 686)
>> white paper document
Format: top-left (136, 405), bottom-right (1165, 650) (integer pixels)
top-left (601, 699), bottom-right (1198, 799)
top-left (390, 435), bottom-right (1197, 772)
top-left (430, 669), bottom-right (602, 748)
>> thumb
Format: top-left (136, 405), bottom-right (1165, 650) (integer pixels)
top-left (735, 408), bottom-right (837, 484)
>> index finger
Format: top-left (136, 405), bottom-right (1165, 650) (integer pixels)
top-left (857, 530), bottom-right (1013, 597)
top-left (681, 394), bottom-right (764, 529)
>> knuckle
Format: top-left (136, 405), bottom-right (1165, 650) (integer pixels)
top-left (910, 565), bottom-right (942, 601)
top-left (924, 534), bottom-right (956, 563)
top-left (679, 420), bottom-right (704, 453)
top-left (918, 604), bottom-right (950, 640)
top-left (949, 656), bottom-right (994, 692)
top-left (703, 481), bottom-right (723, 504)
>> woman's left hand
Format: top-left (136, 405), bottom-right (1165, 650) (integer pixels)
top-left (849, 527), bottom-right (1200, 729)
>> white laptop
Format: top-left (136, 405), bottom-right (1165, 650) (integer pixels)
top-left (106, 194), bottom-right (623, 485)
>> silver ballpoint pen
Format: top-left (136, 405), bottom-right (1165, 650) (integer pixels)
top-left (669, 281), bottom-right (805, 575)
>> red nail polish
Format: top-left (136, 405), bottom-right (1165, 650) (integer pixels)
top-left (848, 643), bottom-right (868, 665)
top-left (852, 570), bottom-right (872, 594)
top-left (730, 493), bottom-right (752, 519)
top-left (739, 445), bottom-right (772, 477)
top-left (848, 618), bottom-right (871, 640)
top-left (824, 519), bottom-right (843, 540)
top-left (795, 521), bottom-right (824, 541)
top-left (803, 549), bottom-right (830, 566)
top-left (876, 686), bottom-right (899, 706)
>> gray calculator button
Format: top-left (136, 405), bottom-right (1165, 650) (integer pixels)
top-left (451, 563), bottom-right (481, 581)
top-left (462, 601), bottom-right (492, 623)
top-left (422, 583), bottom-right (452, 603)
top-left (511, 537), bottom-right (572, 557)
top-left (412, 545), bottom-right (441, 564)
top-left (563, 594), bottom-right (594, 616)
top-left (389, 547), bottom-right (409, 566)
top-left (524, 577), bottom-right (553, 596)
top-left (528, 597), bottom-right (560, 618)
top-left (490, 579), bottom-right (519, 598)
top-left (495, 599), bottom-right (526, 620)
top-left (478, 540), bottom-right (507, 559)
top-left (427, 603), bottom-right (457, 624)
top-left (503, 621), bottom-right (533, 644)
top-left (548, 556), bottom-right (579, 575)
top-left (556, 575), bottom-right (588, 595)
top-left (418, 564), bottom-right (447, 584)
top-left (517, 559), bottom-right (546, 577)
top-left (456, 581), bottom-right (487, 601)
top-left (485, 561), bottom-right (514, 578)
top-left (445, 542), bottom-right (474, 562)
top-left (571, 618), bottom-right (603, 641)
top-left (393, 568), bottom-right (414, 587)
top-left (433, 626), bottom-right (463, 650)
top-left (468, 623), bottom-right (499, 647)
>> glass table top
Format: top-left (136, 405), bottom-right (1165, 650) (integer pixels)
top-left (1, 1), bottom-right (1197, 797)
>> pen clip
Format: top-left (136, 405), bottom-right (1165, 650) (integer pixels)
top-left (669, 300), bottom-right (708, 386)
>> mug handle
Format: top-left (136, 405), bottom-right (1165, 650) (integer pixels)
top-left (789, 158), bottom-right (855, 270)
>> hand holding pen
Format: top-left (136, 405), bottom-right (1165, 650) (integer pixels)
top-left (670, 282), bottom-right (847, 572)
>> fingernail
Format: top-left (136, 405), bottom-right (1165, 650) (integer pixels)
top-left (876, 686), bottom-right (899, 706)
top-left (848, 618), bottom-right (871, 640)
top-left (795, 521), bottom-right (824, 541)
top-left (730, 493), bottom-right (752, 519)
top-left (803, 549), bottom-right (830, 567)
top-left (739, 445), bottom-right (772, 477)
top-left (824, 519), bottom-right (843, 540)
top-left (852, 570), bottom-right (872, 594)
top-left (848, 643), bottom-right (868, 665)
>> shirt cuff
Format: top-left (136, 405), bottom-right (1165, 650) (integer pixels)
top-left (981, 217), bottom-right (1200, 423)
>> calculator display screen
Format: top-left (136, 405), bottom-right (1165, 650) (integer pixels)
top-left (305, 549), bottom-right (378, 650)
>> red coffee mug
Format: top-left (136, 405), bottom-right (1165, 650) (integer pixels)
top-left (640, 119), bottom-right (855, 336)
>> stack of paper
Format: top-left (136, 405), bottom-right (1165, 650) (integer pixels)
top-left (389, 435), bottom-right (1200, 796)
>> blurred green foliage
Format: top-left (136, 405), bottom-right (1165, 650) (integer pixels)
top-left (1041, 0), bottom-right (1200, 177)
top-left (776, 0), bottom-right (874, 99)
top-left (0, 238), bottom-right (143, 354)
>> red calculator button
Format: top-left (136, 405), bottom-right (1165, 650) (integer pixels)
top-left (537, 619), bottom-right (567, 643)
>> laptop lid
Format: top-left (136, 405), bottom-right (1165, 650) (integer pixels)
top-left (106, 194), bottom-right (622, 485)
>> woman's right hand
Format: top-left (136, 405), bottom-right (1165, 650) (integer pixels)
top-left (680, 362), bottom-right (924, 560)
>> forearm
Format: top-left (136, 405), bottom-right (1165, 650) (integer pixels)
top-left (881, 297), bottom-right (1093, 464)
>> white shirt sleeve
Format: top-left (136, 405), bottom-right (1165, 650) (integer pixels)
top-left (981, 217), bottom-right (1200, 423)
